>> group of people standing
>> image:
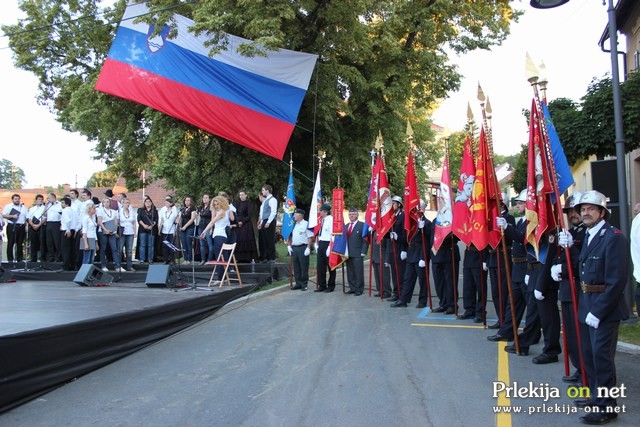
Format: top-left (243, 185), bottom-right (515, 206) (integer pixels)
top-left (1, 186), bottom-right (280, 274)
top-left (284, 188), bottom-right (631, 425)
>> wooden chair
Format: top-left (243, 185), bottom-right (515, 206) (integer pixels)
top-left (206, 243), bottom-right (243, 287)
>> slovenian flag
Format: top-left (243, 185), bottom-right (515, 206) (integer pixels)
top-left (95, 3), bottom-right (318, 159)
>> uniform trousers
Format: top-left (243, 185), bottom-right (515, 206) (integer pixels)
top-left (346, 256), bottom-right (365, 294)
top-left (497, 280), bottom-right (527, 340)
top-left (580, 320), bottom-right (620, 410)
top-left (6, 223), bottom-right (26, 262)
top-left (60, 230), bottom-right (76, 270)
top-left (291, 245), bottom-right (309, 287)
top-left (316, 240), bottom-right (336, 290)
top-left (462, 267), bottom-right (487, 318)
top-left (399, 261), bottom-right (427, 305)
top-left (372, 260), bottom-right (391, 297)
top-left (46, 221), bottom-right (61, 262)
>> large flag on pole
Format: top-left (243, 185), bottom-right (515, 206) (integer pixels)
top-left (525, 99), bottom-right (556, 259)
top-left (95, 3), bottom-right (318, 159)
top-left (433, 154), bottom-right (453, 252)
top-left (482, 128), bottom-right (502, 249)
top-left (542, 102), bottom-right (574, 195)
top-left (329, 189), bottom-right (348, 270)
top-left (375, 158), bottom-right (395, 243)
top-left (281, 170), bottom-right (296, 240)
top-left (308, 170), bottom-right (322, 235)
top-left (365, 155), bottom-right (381, 232)
top-left (470, 127), bottom-right (490, 250)
top-left (452, 135), bottom-right (475, 246)
top-left (404, 149), bottom-right (420, 243)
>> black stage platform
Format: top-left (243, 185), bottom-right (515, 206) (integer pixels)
top-left (0, 278), bottom-right (261, 414)
top-left (1, 260), bottom-right (290, 287)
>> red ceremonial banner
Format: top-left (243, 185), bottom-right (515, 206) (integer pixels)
top-left (332, 188), bottom-right (344, 235)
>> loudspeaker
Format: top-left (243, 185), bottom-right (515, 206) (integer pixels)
top-left (74, 264), bottom-right (113, 286)
top-left (145, 264), bottom-right (173, 288)
top-left (591, 159), bottom-right (619, 203)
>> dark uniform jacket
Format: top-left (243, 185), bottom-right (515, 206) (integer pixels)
top-left (577, 221), bottom-right (629, 323)
top-left (556, 223), bottom-right (586, 302)
top-left (406, 217), bottom-right (432, 263)
top-left (431, 229), bottom-right (460, 264)
top-left (488, 211), bottom-right (515, 268)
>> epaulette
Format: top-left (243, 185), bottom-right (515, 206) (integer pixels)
top-left (613, 229), bottom-right (622, 235)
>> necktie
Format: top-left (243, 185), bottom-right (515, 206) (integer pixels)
top-left (586, 230), bottom-right (591, 246)
top-left (348, 222), bottom-right (354, 237)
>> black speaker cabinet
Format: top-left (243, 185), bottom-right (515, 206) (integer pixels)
top-left (145, 264), bottom-right (173, 288)
top-left (74, 264), bottom-right (113, 286)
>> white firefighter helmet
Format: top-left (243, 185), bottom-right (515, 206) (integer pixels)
top-left (515, 189), bottom-right (527, 203)
top-left (575, 190), bottom-right (610, 220)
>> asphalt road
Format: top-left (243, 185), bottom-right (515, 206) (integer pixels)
top-left (1, 276), bottom-right (638, 427)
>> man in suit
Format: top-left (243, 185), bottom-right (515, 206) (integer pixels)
top-left (550, 193), bottom-right (586, 384)
top-left (487, 200), bottom-right (515, 329)
top-left (371, 230), bottom-right (391, 299)
top-left (489, 190), bottom-right (529, 346)
top-left (344, 208), bottom-right (368, 296)
top-left (391, 201), bottom-right (432, 308)
top-left (431, 232), bottom-right (460, 314)
top-left (387, 196), bottom-right (407, 301)
top-left (566, 191), bottom-right (629, 424)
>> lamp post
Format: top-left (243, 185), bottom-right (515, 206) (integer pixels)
top-left (531, 0), bottom-right (633, 313)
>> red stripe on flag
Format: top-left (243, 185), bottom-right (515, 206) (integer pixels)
top-left (95, 59), bottom-right (294, 159)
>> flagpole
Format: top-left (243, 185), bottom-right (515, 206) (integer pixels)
top-left (368, 148), bottom-right (375, 298)
top-left (478, 84), bottom-right (517, 342)
top-left (289, 153), bottom-right (294, 290)
top-left (528, 69), bottom-right (588, 388)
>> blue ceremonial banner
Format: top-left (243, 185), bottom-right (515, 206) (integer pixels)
top-left (281, 171), bottom-right (296, 240)
top-left (542, 103), bottom-right (574, 195)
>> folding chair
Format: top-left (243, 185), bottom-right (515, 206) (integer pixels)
top-left (206, 242), bottom-right (243, 287)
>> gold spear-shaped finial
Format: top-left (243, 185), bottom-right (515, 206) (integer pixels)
top-left (375, 130), bottom-right (384, 150)
top-left (467, 102), bottom-right (474, 122)
top-left (477, 82), bottom-right (486, 103)
top-left (406, 121), bottom-right (414, 140)
top-left (486, 96), bottom-right (492, 119)
top-left (525, 51), bottom-right (540, 85)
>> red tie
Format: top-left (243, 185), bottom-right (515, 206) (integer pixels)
top-left (348, 222), bottom-right (354, 237)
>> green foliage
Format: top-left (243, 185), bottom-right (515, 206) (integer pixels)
top-left (0, 159), bottom-right (27, 189)
top-left (3, 0), bottom-right (519, 204)
top-left (510, 143), bottom-right (528, 194)
top-left (87, 167), bottom-right (119, 188)
top-left (547, 71), bottom-right (640, 164)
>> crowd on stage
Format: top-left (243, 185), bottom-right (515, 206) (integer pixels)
top-left (0, 185), bottom-right (284, 283)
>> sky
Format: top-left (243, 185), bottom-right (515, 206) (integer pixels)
top-left (0, 0), bottom-right (616, 188)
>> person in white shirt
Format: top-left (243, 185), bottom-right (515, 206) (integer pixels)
top-left (2, 194), bottom-right (28, 263)
top-left (44, 192), bottom-right (63, 262)
top-left (257, 185), bottom-right (278, 262)
top-left (158, 196), bottom-right (179, 264)
top-left (118, 198), bottom-right (137, 271)
top-left (60, 197), bottom-right (78, 271)
top-left (287, 209), bottom-right (314, 291)
top-left (314, 203), bottom-right (336, 292)
top-left (97, 196), bottom-right (121, 272)
top-left (75, 189), bottom-right (93, 268)
top-left (630, 202), bottom-right (640, 316)
top-left (81, 201), bottom-right (98, 265)
top-left (27, 194), bottom-right (46, 262)
top-left (200, 195), bottom-right (230, 284)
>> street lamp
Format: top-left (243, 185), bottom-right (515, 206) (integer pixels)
top-left (529, 0), bottom-right (570, 8)
top-left (531, 0), bottom-right (633, 312)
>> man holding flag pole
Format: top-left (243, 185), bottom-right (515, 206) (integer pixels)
top-left (431, 150), bottom-right (459, 315)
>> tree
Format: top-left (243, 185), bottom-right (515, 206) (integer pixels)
top-left (548, 71), bottom-right (640, 164)
top-left (3, 0), bottom-right (519, 206)
top-left (0, 159), bottom-right (26, 189)
top-left (87, 167), bottom-right (119, 188)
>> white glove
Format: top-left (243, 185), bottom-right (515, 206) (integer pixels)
top-left (524, 275), bottom-right (529, 285)
top-left (496, 217), bottom-right (507, 229)
top-left (482, 262), bottom-right (488, 271)
top-left (314, 243), bottom-right (319, 252)
top-left (585, 312), bottom-right (600, 329)
top-left (390, 231), bottom-right (398, 240)
top-left (418, 220), bottom-right (425, 229)
top-left (550, 264), bottom-right (562, 282)
top-left (304, 247), bottom-right (311, 256)
top-left (534, 289), bottom-right (544, 301)
top-left (558, 230), bottom-right (574, 248)
top-left (400, 251), bottom-right (407, 260)
top-left (418, 260), bottom-right (426, 268)
top-left (326, 247), bottom-right (330, 257)
top-left (287, 245), bottom-right (293, 255)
